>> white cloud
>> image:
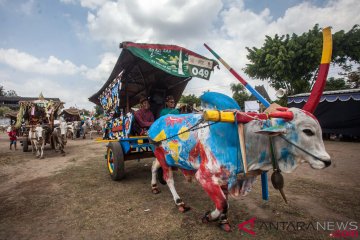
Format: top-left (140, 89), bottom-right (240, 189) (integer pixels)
top-left (4, 0), bottom-right (360, 110)
top-left (83, 52), bottom-right (117, 81)
top-left (87, 0), bottom-right (223, 46)
top-left (0, 48), bottom-right (86, 75)
top-left (60, 0), bottom-right (108, 9)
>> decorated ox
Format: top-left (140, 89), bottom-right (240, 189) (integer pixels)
top-left (52, 121), bottom-right (67, 155)
top-left (148, 27), bottom-right (332, 231)
top-left (148, 92), bottom-right (331, 231)
top-left (29, 125), bottom-right (46, 159)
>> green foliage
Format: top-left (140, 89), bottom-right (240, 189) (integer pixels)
top-left (347, 66), bottom-right (360, 88)
top-left (339, 65), bottom-right (360, 89)
top-left (94, 105), bottom-right (104, 117)
top-left (245, 24), bottom-right (360, 95)
top-left (0, 85), bottom-right (5, 96)
top-left (230, 83), bottom-right (250, 109)
top-left (81, 109), bottom-right (90, 116)
top-left (333, 25), bottom-right (360, 67)
top-left (325, 77), bottom-right (350, 91)
top-left (6, 90), bottom-right (18, 96)
top-left (179, 94), bottom-right (201, 107)
top-left (0, 85), bottom-right (18, 97)
top-left (0, 106), bottom-right (12, 117)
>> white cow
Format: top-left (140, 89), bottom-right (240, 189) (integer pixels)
top-left (29, 125), bottom-right (45, 159)
top-left (52, 121), bottom-right (67, 155)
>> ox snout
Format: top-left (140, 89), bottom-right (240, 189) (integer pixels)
top-left (311, 152), bottom-right (331, 169)
top-left (321, 159), bottom-right (331, 168)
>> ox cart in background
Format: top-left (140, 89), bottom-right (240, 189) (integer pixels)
top-left (15, 96), bottom-right (64, 152)
top-left (89, 42), bottom-right (219, 181)
top-left (60, 108), bottom-right (82, 139)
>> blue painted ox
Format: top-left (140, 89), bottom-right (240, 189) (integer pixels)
top-left (148, 92), bottom-right (331, 231)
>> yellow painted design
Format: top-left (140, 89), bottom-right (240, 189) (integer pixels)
top-left (321, 27), bottom-right (332, 64)
top-left (168, 141), bottom-right (179, 163)
top-left (153, 129), bottom-right (167, 142)
top-left (203, 110), bottom-right (235, 122)
top-left (107, 149), bottom-right (113, 174)
top-left (178, 126), bottom-right (190, 141)
top-left (137, 139), bottom-right (144, 144)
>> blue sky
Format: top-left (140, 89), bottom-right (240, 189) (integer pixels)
top-left (1, 0), bottom-right (359, 110)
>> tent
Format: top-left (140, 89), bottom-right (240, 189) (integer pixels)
top-left (288, 88), bottom-right (360, 137)
top-left (61, 108), bottom-right (81, 122)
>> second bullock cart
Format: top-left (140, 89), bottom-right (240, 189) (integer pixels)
top-left (15, 95), bottom-right (64, 152)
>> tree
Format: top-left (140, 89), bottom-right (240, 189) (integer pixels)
top-left (6, 90), bottom-right (18, 97)
top-left (347, 66), bottom-right (360, 88)
top-left (324, 77), bottom-right (350, 91)
top-left (0, 85), bottom-right (5, 96)
top-left (332, 25), bottom-right (360, 67)
top-left (245, 24), bottom-right (360, 95)
top-left (339, 65), bottom-right (360, 89)
top-left (230, 83), bottom-right (250, 109)
top-left (179, 94), bottom-right (201, 107)
top-left (94, 105), bottom-right (104, 117)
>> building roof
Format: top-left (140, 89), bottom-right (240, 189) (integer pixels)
top-left (288, 88), bottom-right (360, 104)
top-left (0, 96), bottom-right (61, 102)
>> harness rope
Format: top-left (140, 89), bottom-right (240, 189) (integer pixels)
top-left (153, 118), bottom-right (219, 143)
top-left (278, 135), bottom-right (325, 161)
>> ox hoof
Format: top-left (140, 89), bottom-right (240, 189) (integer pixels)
top-left (40, 156), bottom-right (44, 159)
top-left (151, 185), bottom-right (161, 194)
top-left (178, 204), bottom-right (191, 213)
top-left (202, 211), bottom-right (217, 223)
top-left (219, 215), bottom-right (231, 232)
top-left (219, 223), bottom-right (232, 232)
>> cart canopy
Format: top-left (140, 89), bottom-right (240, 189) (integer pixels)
top-left (89, 42), bottom-right (218, 112)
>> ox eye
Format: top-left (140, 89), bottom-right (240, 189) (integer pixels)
top-left (303, 129), bottom-right (314, 136)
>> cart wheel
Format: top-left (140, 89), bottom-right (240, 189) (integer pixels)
top-left (23, 140), bottom-right (29, 152)
top-left (107, 142), bottom-right (125, 181)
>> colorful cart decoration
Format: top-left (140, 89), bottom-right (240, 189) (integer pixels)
top-left (89, 42), bottom-right (218, 180)
top-left (15, 94), bottom-right (64, 152)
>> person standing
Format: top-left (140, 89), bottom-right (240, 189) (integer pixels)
top-left (160, 95), bottom-right (180, 116)
top-left (8, 125), bottom-right (17, 150)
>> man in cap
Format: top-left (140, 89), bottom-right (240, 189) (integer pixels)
top-left (160, 95), bottom-right (180, 117)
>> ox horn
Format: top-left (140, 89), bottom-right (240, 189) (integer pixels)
top-left (302, 27), bottom-right (332, 113)
top-left (268, 111), bottom-right (294, 121)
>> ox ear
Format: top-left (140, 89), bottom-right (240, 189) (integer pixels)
top-left (256, 126), bottom-right (287, 136)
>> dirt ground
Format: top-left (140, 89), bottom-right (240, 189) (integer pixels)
top-left (0, 132), bottom-right (359, 240)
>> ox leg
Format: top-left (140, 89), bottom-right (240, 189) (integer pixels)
top-left (60, 137), bottom-right (66, 155)
top-left (151, 159), bottom-right (161, 194)
top-left (40, 141), bottom-right (45, 159)
top-left (31, 140), bottom-right (35, 154)
top-left (33, 141), bottom-right (40, 158)
top-left (153, 147), bottom-right (190, 212)
top-left (197, 170), bottom-right (231, 232)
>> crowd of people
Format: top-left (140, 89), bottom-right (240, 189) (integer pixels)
top-left (5, 95), bottom-right (181, 147)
